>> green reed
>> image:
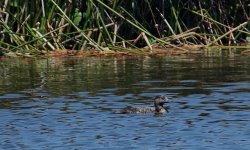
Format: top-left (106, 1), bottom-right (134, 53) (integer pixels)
top-left (0, 0), bottom-right (249, 55)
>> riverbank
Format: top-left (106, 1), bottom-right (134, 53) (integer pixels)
top-left (1, 1), bottom-right (249, 57)
top-left (1, 44), bottom-right (250, 59)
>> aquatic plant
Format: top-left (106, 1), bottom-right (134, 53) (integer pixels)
top-left (0, 0), bottom-right (249, 55)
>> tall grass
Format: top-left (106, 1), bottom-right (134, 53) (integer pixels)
top-left (0, 0), bottom-right (249, 54)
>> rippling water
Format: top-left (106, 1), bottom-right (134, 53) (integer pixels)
top-left (0, 56), bottom-right (250, 149)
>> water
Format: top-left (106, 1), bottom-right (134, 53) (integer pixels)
top-left (0, 56), bottom-right (250, 149)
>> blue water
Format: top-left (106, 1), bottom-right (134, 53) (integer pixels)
top-left (0, 56), bottom-right (250, 149)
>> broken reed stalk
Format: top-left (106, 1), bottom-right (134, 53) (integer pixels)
top-left (50, 0), bottom-right (103, 51)
top-left (207, 21), bottom-right (248, 47)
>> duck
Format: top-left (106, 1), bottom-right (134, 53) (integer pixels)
top-left (116, 95), bottom-right (171, 114)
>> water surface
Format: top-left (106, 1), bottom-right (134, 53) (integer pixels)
top-left (0, 56), bottom-right (250, 149)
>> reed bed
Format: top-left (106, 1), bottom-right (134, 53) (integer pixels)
top-left (0, 0), bottom-right (249, 55)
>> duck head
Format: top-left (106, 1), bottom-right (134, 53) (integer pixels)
top-left (154, 95), bottom-right (171, 113)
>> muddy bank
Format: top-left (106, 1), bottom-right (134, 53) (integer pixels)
top-left (1, 45), bottom-right (250, 58)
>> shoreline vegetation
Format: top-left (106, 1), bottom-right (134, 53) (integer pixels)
top-left (0, 0), bottom-right (249, 57)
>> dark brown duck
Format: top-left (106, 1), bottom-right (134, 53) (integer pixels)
top-left (117, 95), bottom-right (171, 114)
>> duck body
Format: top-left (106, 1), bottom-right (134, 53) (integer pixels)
top-left (117, 95), bottom-right (170, 114)
top-left (118, 106), bottom-right (155, 114)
